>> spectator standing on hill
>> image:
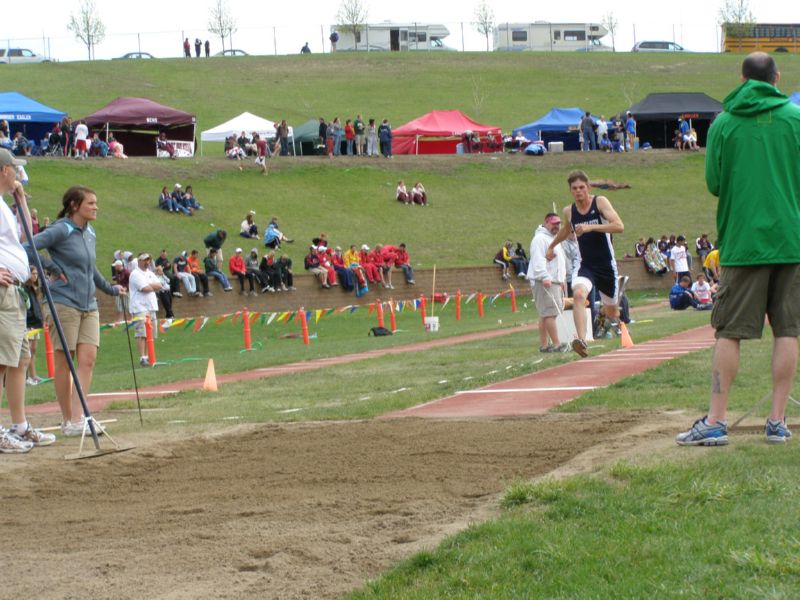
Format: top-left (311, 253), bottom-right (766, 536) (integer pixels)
top-left (580, 112), bottom-right (596, 151)
top-left (332, 118), bottom-right (343, 157)
top-left (128, 253), bottom-right (162, 367)
top-left (378, 119), bottom-right (393, 158)
top-left (354, 114), bottom-right (365, 156)
top-left (325, 121), bottom-right (335, 158)
top-left (329, 30), bottom-right (339, 52)
top-left (194, 38), bottom-right (202, 57)
top-left (345, 119), bottom-right (355, 156)
top-left (301, 42), bottom-right (311, 54)
top-left (318, 117), bottom-right (327, 144)
top-left (73, 120), bottom-right (89, 160)
top-left (669, 235), bottom-right (691, 283)
top-left (183, 38), bottom-right (191, 58)
top-left (204, 40), bottom-right (210, 57)
top-left (546, 170), bottom-right (625, 358)
top-left (596, 115), bottom-right (608, 143)
top-left (677, 52), bottom-right (800, 446)
top-left (529, 212), bottom-right (569, 353)
top-left (366, 118), bottom-right (379, 157)
top-left (26, 185), bottom-right (124, 436)
top-left (625, 112), bottom-right (637, 151)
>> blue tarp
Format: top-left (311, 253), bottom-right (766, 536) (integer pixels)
top-left (0, 91), bottom-right (66, 123)
top-left (790, 92), bottom-right (800, 106)
top-left (512, 107), bottom-right (587, 139)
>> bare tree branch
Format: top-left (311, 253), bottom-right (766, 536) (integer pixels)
top-left (67, 0), bottom-right (105, 61)
top-left (719, 0), bottom-right (755, 51)
top-left (208, 0), bottom-right (238, 53)
top-left (602, 12), bottom-right (619, 52)
top-left (472, 1), bottom-right (495, 52)
top-left (336, 0), bottom-right (369, 50)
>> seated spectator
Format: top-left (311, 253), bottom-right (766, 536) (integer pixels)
top-left (172, 251), bottom-right (199, 296)
top-left (598, 133), bottom-right (613, 152)
top-left (12, 132), bottom-right (33, 156)
top-left (158, 185), bottom-right (177, 212)
top-left (0, 129), bottom-right (12, 149)
top-left (669, 276), bottom-right (711, 310)
top-left (691, 273), bottom-right (714, 305)
top-left (154, 249), bottom-right (181, 296)
top-left (371, 243), bottom-right (392, 289)
top-left (634, 237), bottom-right (646, 257)
top-left (182, 185), bottom-right (202, 210)
top-left (154, 265), bottom-right (175, 319)
top-left (318, 246), bottom-right (338, 287)
top-left (107, 134), bottom-right (127, 159)
top-left (331, 247), bottom-right (355, 291)
top-left (657, 235), bottom-right (670, 259)
top-left (695, 233), bottom-right (713, 262)
top-left (278, 254), bottom-right (295, 290)
top-left (204, 228), bottom-right (227, 262)
top-left (494, 240), bottom-right (513, 280)
top-left (513, 131), bottom-right (531, 149)
top-left (388, 243), bottom-right (415, 284)
top-left (240, 210), bottom-right (259, 239)
top-left (225, 135), bottom-right (245, 159)
top-left (684, 127), bottom-right (699, 151)
top-left (511, 242), bottom-right (528, 277)
top-left (410, 182), bottom-right (428, 206)
top-left (187, 250), bottom-right (211, 296)
top-left (157, 131), bottom-right (177, 159)
top-left (238, 131), bottom-right (256, 155)
top-left (228, 247), bottom-right (255, 295)
top-left (304, 246), bottom-right (329, 288)
top-left (90, 132), bottom-right (109, 157)
top-left (343, 244), bottom-right (368, 291)
top-left (203, 248), bottom-right (233, 291)
top-left (263, 217), bottom-right (293, 248)
top-left (396, 180), bottom-right (409, 204)
top-left (357, 244), bottom-right (381, 284)
top-left (259, 251), bottom-right (280, 292)
top-left (245, 248), bottom-right (269, 292)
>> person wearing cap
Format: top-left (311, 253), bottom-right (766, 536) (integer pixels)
top-left (228, 247), bottom-right (255, 295)
top-left (173, 250), bottom-right (199, 296)
top-left (0, 148), bottom-right (56, 452)
top-left (26, 185), bottom-right (124, 436)
top-left (128, 253), bottom-right (162, 367)
top-left (358, 244), bottom-right (381, 284)
top-left (529, 212), bottom-right (569, 353)
top-left (170, 183), bottom-right (190, 214)
top-left (203, 248), bottom-right (233, 292)
top-left (669, 235), bottom-right (691, 284)
top-left (331, 247), bottom-right (354, 291)
top-left (240, 211), bottom-right (259, 239)
top-left (317, 246), bottom-right (338, 287)
top-left (304, 246), bottom-right (329, 288)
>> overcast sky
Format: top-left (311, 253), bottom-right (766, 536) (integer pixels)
top-left (5, 0), bottom-right (790, 60)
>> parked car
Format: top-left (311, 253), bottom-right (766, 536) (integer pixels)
top-left (114, 52), bottom-right (156, 60)
top-left (214, 49), bottom-right (249, 57)
top-left (0, 48), bottom-right (50, 64)
top-left (632, 41), bottom-right (688, 52)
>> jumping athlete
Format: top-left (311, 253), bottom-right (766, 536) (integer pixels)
top-left (546, 170), bottom-right (624, 357)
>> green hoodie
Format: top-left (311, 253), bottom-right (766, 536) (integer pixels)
top-left (705, 79), bottom-right (800, 266)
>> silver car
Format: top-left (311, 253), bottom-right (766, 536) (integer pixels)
top-left (631, 41), bottom-right (687, 52)
top-left (0, 48), bottom-right (50, 64)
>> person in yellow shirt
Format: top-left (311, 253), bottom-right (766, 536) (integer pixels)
top-left (703, 247), bottom-right (720, 283)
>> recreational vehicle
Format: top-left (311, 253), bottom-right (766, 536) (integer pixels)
top-left (333, 22), bottom-right (456, 52)
top-left (494, 22), bottom-right (611, 52)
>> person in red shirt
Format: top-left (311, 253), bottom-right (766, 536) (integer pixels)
top-left (358, 244), bottom-right (381, 284)
top-left (345, 119), bottom-right (355, 156)
top-left (304, 246), bottom-right (329, 288)
top-left (391, 242), bottom-right (415, 284)
top-left (228, 247), bottom-right (256, 295)
top-left (254, 134), bottom-right (268, 174)
top-left (318, 247), bottom-right (337, 286)
top-left (372, 243), bottom-right (393, 289)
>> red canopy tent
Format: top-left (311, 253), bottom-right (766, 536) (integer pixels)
top-left (393, 110), bottom-right (502, 155)
top-left (84, 97), bottom-right (196, 157)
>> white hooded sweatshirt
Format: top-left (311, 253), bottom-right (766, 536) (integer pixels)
top-left (527, 224), bottom-right (566, 284)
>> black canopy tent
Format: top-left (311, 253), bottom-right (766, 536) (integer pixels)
top-left (627, 92), bottom-right (723, 149)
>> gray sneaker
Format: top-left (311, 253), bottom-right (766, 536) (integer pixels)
top-left (676, 416), bottom-right (728, 446)
top-left (554, 343), bottom-right (571, 353)
top-left (61, 419), bottom-right (105, 438)
top-left (0, 431), bottom-right (33, 453)
top-left (539, 345), bottom-right (554, 353)
top-left (766, 419), bottom-right (792, 444)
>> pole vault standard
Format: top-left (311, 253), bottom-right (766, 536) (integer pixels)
top-left (15, 192), bottom-right (131, 460)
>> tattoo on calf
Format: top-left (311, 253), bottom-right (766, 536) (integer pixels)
top-left (712, 370), bottom-right (722, 394)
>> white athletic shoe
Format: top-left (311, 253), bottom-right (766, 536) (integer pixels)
top-left (12, 424), bottom-right (56, 447)
top-left (0, 431), bottom-right (33, 453)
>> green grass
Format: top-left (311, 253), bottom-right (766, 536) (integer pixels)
top-left (348, 443), bottom-right (800, 599)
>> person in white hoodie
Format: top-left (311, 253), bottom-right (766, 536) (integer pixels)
top-left (528, 212), bottom-right (568, 353)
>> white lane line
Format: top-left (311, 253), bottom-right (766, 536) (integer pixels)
top-left (456, 386), bottom-right (598, 394)
top-left (582, 357), bottom-right (674, 362)
top-left (89, 390), bottom-right (179, 397)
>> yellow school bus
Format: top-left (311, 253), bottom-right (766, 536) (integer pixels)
top-left (722, 23), bottom-right (800, 53)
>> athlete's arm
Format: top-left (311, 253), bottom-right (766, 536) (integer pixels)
top-left (574, 195), bottom-right (624, 235)
top-left (545, 206), bottom-right (572, 261)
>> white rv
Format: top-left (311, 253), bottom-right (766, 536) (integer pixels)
top-left (494, 22), bottom-right (611, 52)
top-left (333, 22), bottom-right (456, 52)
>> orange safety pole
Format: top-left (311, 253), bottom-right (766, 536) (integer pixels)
top-left (299, 308), bottom-right (310, 345)
top-left (145, 314), bottom-right (156, 366)
top-left (376, 301), bottom-right (385, 328)
top-left (43, 322), bottom-right (55, 378)
top-left (242, 308), bottom-right (252, 350)
top-left (420, 295), bottom-right (427, 325)
top-left (389, 298), bottom-right (397, 332)
top-left (510, 285), bottom-right (517, 313)
top-left (455, 290), bottom-right (461, 321)
top-left (477, 292), bottom-right (484, 318)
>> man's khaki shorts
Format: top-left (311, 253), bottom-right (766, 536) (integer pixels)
top-left (0, 284), bottom-right (28, 367)
top-left (43, 305), bottom-right (101, 351)
top-left (533, 281), bottom-right (564, 318)
top-left (712, 264), bottom-right (800, 339)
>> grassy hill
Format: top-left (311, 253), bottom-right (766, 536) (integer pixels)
top-left (7, 52), bottom-right (795, 266)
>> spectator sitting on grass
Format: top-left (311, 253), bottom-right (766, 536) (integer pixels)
top-left (396, 180), bottom-right (409, 204)
top-left (204, 248), bottom-right (233, 292)
top-left (187, 250), bottom-right (211, 296)
top-left (691, 273), bottom-right (715, 305)
top-left (183, 185), bottom-right (202, 210)
top-left (204, 228), bottom-right (227, 262)
top-left (228, 247), bottom-right (255, 295)
top-left (240, 210), bottom-right (258, 239)
top-left (159, 185), bottom-right (189, 214)
top-left (494, 240), bottom-right (513, 280)
top-left (225, 135), bottom-right (245, 159)
top-left (669, 276), bottom-right (711, 310)
top-left (304, 246), bottom-right (330, 288)
top-left (410, 182), bottom-right (428, 206)
top-left (263, 217), bottom-right (293, 249)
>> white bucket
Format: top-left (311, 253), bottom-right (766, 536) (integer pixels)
top-left (424, 316), bottom-right (440, 332)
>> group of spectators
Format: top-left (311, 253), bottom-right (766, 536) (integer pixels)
top-left (493, 240), bottom-right (530, 280)
top-left (1, 117), bottom-right (129, 159)
top-left (395, 180), bottom-right (428, 206)
top-left (225, 122), bottom-right (292, 163)
top-left (579, 112), bottom-right (638, 153)
top-left (636, 232), bottom-right (718, 281)
top-left (319, 115), bottom-right (394, 158)
top-left (157, 183), bottom-right (203, 215)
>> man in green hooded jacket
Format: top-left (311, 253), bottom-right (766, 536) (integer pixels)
top-left (677, 52), bottom-right (800, 447)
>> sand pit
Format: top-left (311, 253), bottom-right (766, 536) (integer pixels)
top-left (3, 413), bottom-right (645, 599)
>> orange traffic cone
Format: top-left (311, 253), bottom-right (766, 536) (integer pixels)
top-left (203, 358), bottom-right (218, 392)
top-left (620, 322), bottom-right (634, 348)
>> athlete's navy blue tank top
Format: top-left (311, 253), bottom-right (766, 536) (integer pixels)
top-left (571, 195), bottom-right (615, 269)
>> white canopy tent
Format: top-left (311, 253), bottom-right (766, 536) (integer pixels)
top-left (199, 111), bottom-right (295, 155)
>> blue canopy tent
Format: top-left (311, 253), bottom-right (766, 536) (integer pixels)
top-left (512, 107), bottom-right (587, 151)
top-left (0, 91), bottom-right (67, 148)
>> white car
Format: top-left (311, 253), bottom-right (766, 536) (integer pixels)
top-left (632, 41), bottom-right (688, 52)
top-left (0, 48), bottom-right (50, 64)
